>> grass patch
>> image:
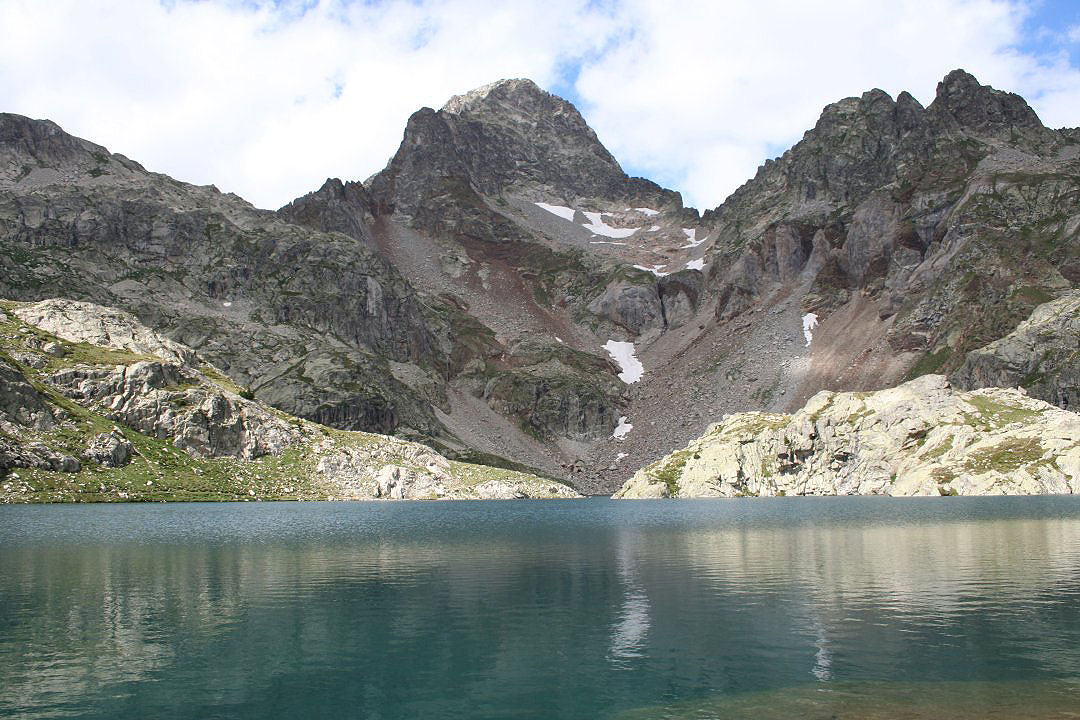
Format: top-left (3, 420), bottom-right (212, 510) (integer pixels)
top-left (199, 364), bottom-right (251, 396)
top-left (964, 437), bottom-right (1047, 474)
top-left (847, 405), bottom-right (876, 425)
top-left (922, 436), bottom-right (955, 461)
top-left (445, 460), bottom-right (562, 491)
top-left (649, 448), bottom-right (693, 497)
top-left (3, 429), bottom-right (327, 504)
top-left (904, 346), bottom-right (952, 381)
top-left (965, 394), bottom-right (1043, 430)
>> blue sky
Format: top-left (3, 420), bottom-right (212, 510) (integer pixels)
top-left (2, 0), bottom-right (1079, 210)
top-left (1021, 0), bottom-right (1080, 61)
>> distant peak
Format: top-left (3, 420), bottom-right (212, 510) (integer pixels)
top-left (934, 69), bottom-right (983, 100)
top-left (930, 68), bottom-right (1043, 133)
top-left (441, 78), bottom-right (553, 115)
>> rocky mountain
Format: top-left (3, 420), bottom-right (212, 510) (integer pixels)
top-left (280, 78), bottom-right (711, 478)
top-left (0, 299), bottom-right (577, 502)
top-left (0, 112), bottom-right (446, 442)
top-left (614, 374), bottom-right (1079, 498)
top-left (283, 70), bottom-right (1078, 492)
top-left (2, 69), bottom-right (1077, 497)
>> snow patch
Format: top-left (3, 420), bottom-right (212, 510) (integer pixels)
top-left (223, 301), bottom-right (232, 307)
top-left (615, 452), bottom-right (628, 462)
top-left (535, 202), bottom-right (576, 222)
top-left (686, 258), bottom-right (705, 271)
top-left (680, 229), bottom-right (706, 249)
top-left (633, 207), bottom-right (661, 216)
top-left (590, 240), bottom-right (628, 246)
top-left (633, 264), bottom-right (669, 277)
top-left (603, 340), bottom-right (644, 383)
top-left (648, 225), bottom-right (661, 232)
top-left (802, 313), bottom-right (819, 347)
top-left (582, 211), bottom-right (637, 238)
top-left (555, 336), bottom-right (563, 344)
top-left (613, 416), bottom-right (633, 439)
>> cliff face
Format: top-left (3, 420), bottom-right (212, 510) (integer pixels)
top-left (951, 290), bottom-right (1079, 411)
top-left (614, 375), bottom-right (1079, 499)
top-left (282, 79), bottom-right (708, 477)
top-left (600, 70), bottom-right (1078, 493)
top-left (699, 69), bottom-right (1076, 399)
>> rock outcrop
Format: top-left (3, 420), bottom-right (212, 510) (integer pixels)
top-left (0, 298), bottom-right (579, 502)
top-left (14, 299), bottom-right (198, 366)
top-left (48, 361), bottom-right (302, 460)
top-left (951, 290), bottom-right (1080, 411)
top-left (615, 375), bottom-right (1080, 498)
top-left (702, 69), bottom-right (1073, 376)
top-left (0, 358), bottom-right (55, 430)
top-left (314, 438), bottom-right (578, 500)
top-left (81, 431), bottom-right (134, 468)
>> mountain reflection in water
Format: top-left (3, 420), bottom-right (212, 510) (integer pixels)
top-left (2, 498), bottom-right (1079, 719)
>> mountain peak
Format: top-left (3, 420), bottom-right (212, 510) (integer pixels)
top-left (440, 78), bottom-right (549, 115)
top-left (930, 68), bottom-right (1043, 135)
top-left (370, 77), bottom-right (654, 206)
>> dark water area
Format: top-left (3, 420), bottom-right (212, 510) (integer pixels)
top-left (2, 497), bottom-right (1080, 718)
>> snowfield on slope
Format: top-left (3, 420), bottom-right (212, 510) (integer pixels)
top-left (603, 340), bottom-right (644, 383)
top-left (582, 211), bottom-right (637, 238)
top-left (534, 202), bottom-right (576, 221)
top-left (802, 313), bottom-right (819, 347)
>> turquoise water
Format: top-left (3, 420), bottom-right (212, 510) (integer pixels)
top-left (2, 498), bottom-right (1080, 718)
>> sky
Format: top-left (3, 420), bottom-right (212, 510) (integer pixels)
top-left (2, 0), bottom-right (1080, 212)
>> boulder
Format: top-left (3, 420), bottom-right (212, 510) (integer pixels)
top-left (82, 432), bottom-right (134, 468)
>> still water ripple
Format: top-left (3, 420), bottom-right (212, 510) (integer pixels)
top-left (2, 497), bottom-right (1080, 718)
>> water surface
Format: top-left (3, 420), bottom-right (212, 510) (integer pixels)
top-left (2, 497), bottom-right (1080, 718)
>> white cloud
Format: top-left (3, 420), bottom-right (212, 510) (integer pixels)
top-left (0, 0), bottom-right (1078, 212)
top-left (0, 0), bottom-right (621, 207)
top-left (575, 0), bottom-right (1080, 209)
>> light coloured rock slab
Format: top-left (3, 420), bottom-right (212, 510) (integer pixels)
top-left (615, 375), bottom-right (1080, 498)
top-left (15, 299), bottom-right (197, 366)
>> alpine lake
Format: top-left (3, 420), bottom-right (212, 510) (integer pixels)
top-left (3, 497), bottom-right (1080, 719)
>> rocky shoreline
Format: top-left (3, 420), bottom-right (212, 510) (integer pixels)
top-left (615, 374), bottom-right (1079, 498)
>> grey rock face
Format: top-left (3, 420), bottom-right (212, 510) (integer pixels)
top-left (282, 78), bottom-right (690, 457)
top-left (930, 69), bottom-right (1048, 140)
top-left (0, 442), bottom-right (79, 472)
top-left (49, 361), bottom-right (302, 460)
top-left (658, 271), bottom-right (705, 328)
top-left (278, 178), bottom-right (375, 244)
top-left (700, 67), bottom-right (1076, 401)
top-left (82, 431), bottom-right (134, 467)
top-left (372, 79), bottom-right (670, 208)
top-left (0, 111), bottom-right (442, 438)
top-left (586, 281), bottom-right (666, 335)
top-left (0, 359), bottom-right (55, 430)
top-left (473, 339), bottom-right (626, 442)
top-left (951, 290), bottom-right (1080, 410)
